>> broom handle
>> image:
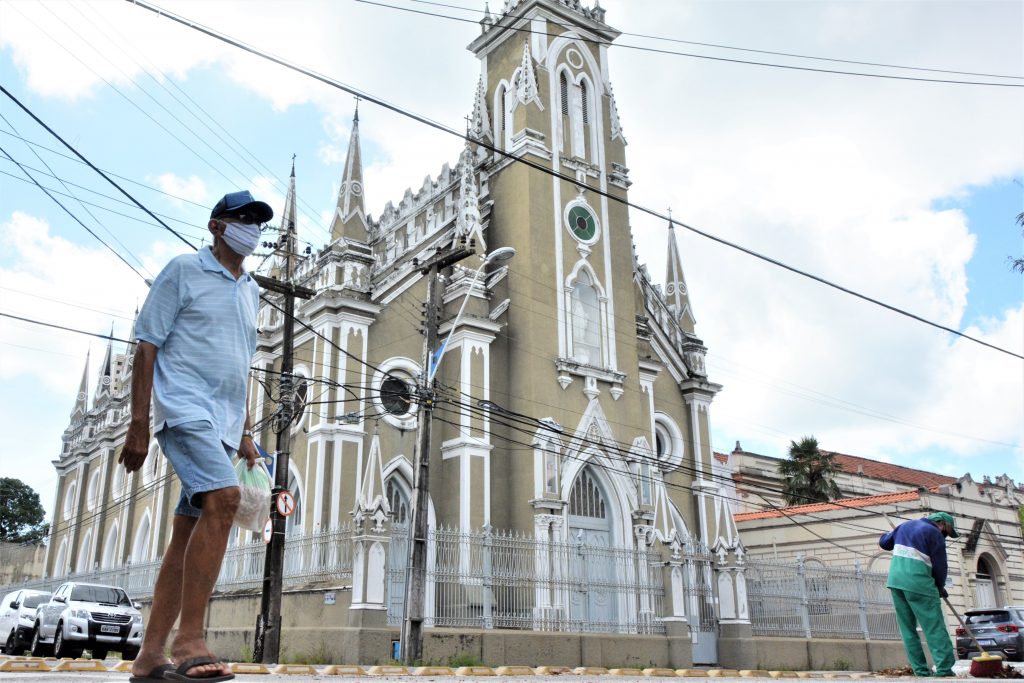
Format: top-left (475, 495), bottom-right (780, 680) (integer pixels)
top-left (943, 595), bottom-right (989, 656)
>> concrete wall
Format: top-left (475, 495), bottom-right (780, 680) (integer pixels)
top-left (750, 637), bottom-right (916, 672)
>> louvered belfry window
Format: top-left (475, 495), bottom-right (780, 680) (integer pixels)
top-left (560, 71), bottom-right (569, 116)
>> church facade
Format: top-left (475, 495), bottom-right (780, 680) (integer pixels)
top-left (37, 0), bottom-right (753, 667)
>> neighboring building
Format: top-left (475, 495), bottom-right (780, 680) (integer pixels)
top-left (725, 445), bottom-right (1024, 623)
top-left (0, 542), bottom-right (45, 586)
top-left (32, 0), bottom-right (753, 667)
top-left (722, 442), bottom-right (958, 515)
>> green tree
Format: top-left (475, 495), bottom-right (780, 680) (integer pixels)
top-left (0, 478), bottom-right (49, 543)
top-left (1011, 212), bottom-right (1024, 274)
top-left (778, 436), bottom-right (842, 506)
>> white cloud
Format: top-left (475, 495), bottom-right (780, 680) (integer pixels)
top-left (151, 172), bottom-right (208, 205)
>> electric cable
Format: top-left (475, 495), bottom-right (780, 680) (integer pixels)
top-left (356, 0), bottom-right (1024, 88)
top-left (123, 0), bottom-right (1023, 361)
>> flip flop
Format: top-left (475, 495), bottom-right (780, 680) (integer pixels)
top-left (129, 663), bottom-right (174, 682)
top-left (164, 656), bottom-right (235, 682)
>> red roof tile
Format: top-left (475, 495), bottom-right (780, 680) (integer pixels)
top-left (734, 489), bottom-right (921, 522)
top-left (826, 452), bottom-right (956, 488)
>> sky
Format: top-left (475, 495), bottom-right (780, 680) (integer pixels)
top-left (0, 0), bottom-right (1021, 523)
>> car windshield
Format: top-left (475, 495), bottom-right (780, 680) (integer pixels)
top-left (23, 594), bottom-right (50, 609)
top-left (69, 585), bottom-right (131, 606)
top-left (966, 611), bottom-right (1010, 624)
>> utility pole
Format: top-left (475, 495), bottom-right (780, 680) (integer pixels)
top-left (252, 209), bottom-right (315, 664)
top-left (400, 239), bottom-right (475, 665)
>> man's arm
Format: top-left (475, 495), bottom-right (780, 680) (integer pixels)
top-left (879, 528), bottom-right (897, 551)
top-left (119, 341), bottom-right (158, 473)
top-left (929, 530), bottom-right (949, 595)
top-left (237, 382), bottom-right (258, 470)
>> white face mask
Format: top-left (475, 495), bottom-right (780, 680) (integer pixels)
top-left (221, 221), bottom-right (261, 256)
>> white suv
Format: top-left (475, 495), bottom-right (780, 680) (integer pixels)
top-left (31, 582), bottom-right (143, 660)
top-left (0, 589), bottom-right (51, 655)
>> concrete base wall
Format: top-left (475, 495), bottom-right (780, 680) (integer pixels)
top-left (751, 637), bottom-right (913, 672)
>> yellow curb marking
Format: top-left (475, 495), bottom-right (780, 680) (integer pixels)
top-left (496, 665), bottom-right (537, 676)
top-left (575, 667), bottom-right (610, 675)
top-left (740, 671), bottom-right (770, 678)
top-left (369, 665), bottom-right (411, 675)
top-left (0, 659), bottom-right (50, 672)
top-left (676, 670), bottom-right (709, 677)
top-left (230, 662), bottom-right (270, 674)
top-left (415, 666), bottom-right (456, 676)
top-left (643, 667), bottom-right (678, 677)
top-left (272, 663), bottom-right (319, 674)
top-left (324, 664), bottom-right (367, 676)
top-left (54, 659), bottom-right (107, 671)
top-left (457, 666), bottom-right (496, 676)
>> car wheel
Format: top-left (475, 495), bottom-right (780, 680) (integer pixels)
top-left (121, 646), bottom-right (140, 661)
top-left (29, 625), bottom-right (52, 657)
top-left (52, 623), bottom-right (80, 659)
top-left (3, 631), bottom-right (15, 655)
top-left (90, 647), bottom-right (108, 661)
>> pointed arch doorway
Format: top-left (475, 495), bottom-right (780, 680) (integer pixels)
top-left (567, 465), bottom-right (618, 631)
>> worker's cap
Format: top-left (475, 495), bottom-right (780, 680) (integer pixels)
top-left (210, 190), bottom-right (273, 224)
top-left (926, 512), bottom-right (959, 538)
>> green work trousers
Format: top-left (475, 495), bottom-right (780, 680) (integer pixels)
top-left (890, 588), bottom-right (956, 677)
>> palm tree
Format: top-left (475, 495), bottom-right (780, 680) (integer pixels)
top-left (1011, 212), bottom-right (1024, 274)
top-left (777, 436), bottom-right (842, 507)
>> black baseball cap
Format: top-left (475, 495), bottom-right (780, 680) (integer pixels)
top-left (210, 190), bottom-right (274, 224)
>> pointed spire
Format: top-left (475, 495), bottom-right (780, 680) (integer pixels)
top-left (119, 307), bottom-right (138, 392)
top-left (469, 76), bottom-right (491, 142)
top-left (353, 429), bottom-right (390, 531)
top-left (94, 328), bottom-right (114, 402)
top-left (480, 1), bottom-right (494, 31)
top-left (330, 105), bottom-right (369, 243)
top-left (665, 216), bottom-right (696, 333)
top-left (608, 82), bottom-right (625, 141)
top-left (71, 350), bottom-right (90, 420)
top-left (515, 40), bottom-right (539, 106)
top-left (272, 156), bottom-right (299, 278)
top-left (454, 143), bottom-right (486, 251)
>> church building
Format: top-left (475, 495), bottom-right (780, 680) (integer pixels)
top-left (39, 0), bottom-right (753, 667)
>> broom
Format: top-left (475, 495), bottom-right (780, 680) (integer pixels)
top-left (943, 596), bottom-right (1003, 677)
top-left (881, 513), bottom-right (1003, 677)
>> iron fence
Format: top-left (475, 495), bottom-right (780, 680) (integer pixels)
top-left (387, 525), bottom-right (666, 634)
top-left (0, 525), bottom-right (354, 600)
top-left (745, 558), bottom-right (899, 640)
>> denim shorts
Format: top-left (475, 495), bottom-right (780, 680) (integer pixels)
top-left (156, 420), bottom-right (238, 518)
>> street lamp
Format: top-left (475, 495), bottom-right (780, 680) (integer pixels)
top-left (427, 246), bottom-right (516, 383)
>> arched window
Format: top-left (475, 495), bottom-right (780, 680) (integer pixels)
top-left (101, 523), bottom-right (119, 569)
top-left (131, 511), bottom-right (151, 563)
top-left (110, 461), bottom-right (125, 501)
top-left (63, 479), bottom-right (78, 521)
top-left (53, 538), bottom-right (68, 577)
top-left (86, 469), bottom-right (101, 512)
top-left (571, 270), bottom-right (602, 365)
top-left (560, 71), bottom-right (569, 116)
top-left (581, 79), bottom-right (589, 125)
top-left (569, 468), bottom-right (606, 519)
top-left (386, 478), bottom-right (409, 525)
top-left (76, 530), bottom-right (93, 573)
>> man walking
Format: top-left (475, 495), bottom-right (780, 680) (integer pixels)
top-left (120, 191), bottom-right (272, 682)
top-left (879, 512), bottom-right (960, 678)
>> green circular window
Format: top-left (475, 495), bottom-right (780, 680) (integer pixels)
top-left (567, 205), bottom-right (597, 242)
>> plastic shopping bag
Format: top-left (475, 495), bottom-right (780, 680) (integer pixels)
top-left (234, 459), bottom-right (272, 531)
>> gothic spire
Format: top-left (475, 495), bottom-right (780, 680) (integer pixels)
top-left (454, 143), bottom-right (486, 251)
top-left (71, 350), bottom-right (89, 420)
top-left (665, 216), bottom-right (695, 333)
top-left (94, 328), bottom-right (114, 402)
top-left (515, 40), bottom-right (540, 107)
top-left (330, 105), bottom-right (368, 243)
top-left (272, 156), bottom-right (299, 279)
top-left (352, 429), bottom-right (390, 530)
top-left (469, 76), bottom-right (491, 143)
top-left (119, 307), bottom-right (139, 392)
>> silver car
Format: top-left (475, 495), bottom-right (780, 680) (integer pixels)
top-left (956, 606), bottom-right (1024, 662)
top-left (0, 589), bottom-right (51, 655)
top-left (31, 582), bottom-right (143, 660)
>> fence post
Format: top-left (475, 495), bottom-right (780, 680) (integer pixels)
top-left (796, 554), bottom-right (811, 639)
top-left (482, 525), bottom-right (493, 629)
top-left (855, 561), bottom-right (870, 640)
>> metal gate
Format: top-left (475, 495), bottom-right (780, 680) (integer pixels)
top-left (686, 550), bottom-right (718, 665)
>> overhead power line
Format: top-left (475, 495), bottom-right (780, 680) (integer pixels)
top-left (406, 0), bottom-right (1024, 81)
top-left (122, 0), bottom-right (1024, 362)
top-left (356, 0), bottom-right (1024, 88)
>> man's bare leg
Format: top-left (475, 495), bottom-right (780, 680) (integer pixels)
top-left (131, 515), bottom-right (198, 677)
top-left (169, 486), bottom-right (240, 678)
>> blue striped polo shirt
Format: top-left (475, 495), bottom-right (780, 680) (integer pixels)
top-left (135, 246), bottom-right (259, 448)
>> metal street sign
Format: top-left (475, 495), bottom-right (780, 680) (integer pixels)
top-left (262, 518), bottom-right (273, 544)
top-left (276, 491), bottom-right (296, 517)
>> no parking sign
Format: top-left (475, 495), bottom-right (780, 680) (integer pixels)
top-left (276, 491), bottom-right (296, 517)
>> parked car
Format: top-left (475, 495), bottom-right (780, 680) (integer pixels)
top-left (0, 589), bottom-right (51, 655)
top-left (956, 606), bottom-right (1024, 662)
top-left (31, 582), bottom-right (143, 660)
